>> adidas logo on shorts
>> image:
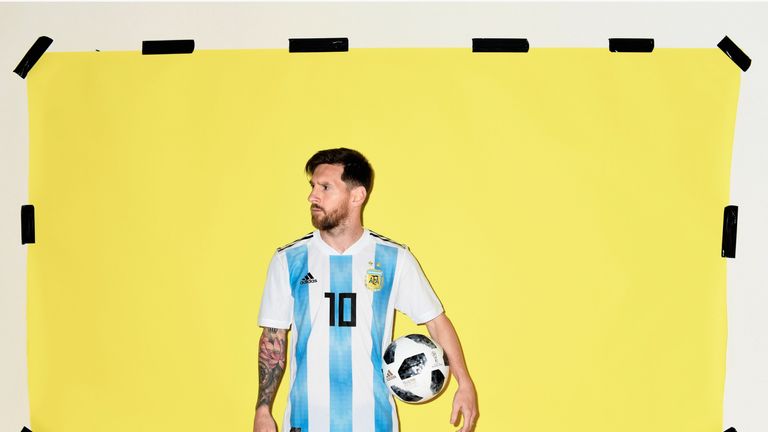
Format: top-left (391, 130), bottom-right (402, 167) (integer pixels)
top-left (299, 272), bottom-right (318, 285)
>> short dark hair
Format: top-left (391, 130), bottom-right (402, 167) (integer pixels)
top-left (305, 148), bottom-right (374, 194)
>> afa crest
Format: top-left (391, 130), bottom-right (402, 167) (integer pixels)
top-left (365, 262), bottom-right (384, 291)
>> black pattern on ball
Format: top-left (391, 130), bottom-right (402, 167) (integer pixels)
top-left (405, 334), bottom-right (437, 349)
top-left (430, 370), bottom-right (445, 394)
top-left (398, 353), bottom-right (427, 380)
top-left (383, 342), bottom-right (397, 365)
top-left (391, 385), bottom-right (423, 402)
top-left (443, 351), bottom-right (449, 366)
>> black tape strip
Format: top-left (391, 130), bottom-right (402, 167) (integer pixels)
top-left (472, 38), bottom-right (529, 53)
top-left (718, 36), bottom-right (751, 72)
top-left (21, 205), bottom-right (35, 245)
top-left (13, 36), bottom-right (53, 79)
top-left (289, 38), bottom-right (348, 53)
top-left (142, 39), bottom-right (194, 55)
top-left (608, 38), bottom-right (654, 53)
top-left (721, 205), bottom-right (738, 258)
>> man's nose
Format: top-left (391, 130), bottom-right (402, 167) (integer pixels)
top-left (308, 189), bottom-right (319, 203)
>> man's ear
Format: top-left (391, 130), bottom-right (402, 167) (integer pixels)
top-left (351, 185), bottom-right (367, 207)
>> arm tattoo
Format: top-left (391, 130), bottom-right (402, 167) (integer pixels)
top-left (257, 327), bottom-right (287, 409)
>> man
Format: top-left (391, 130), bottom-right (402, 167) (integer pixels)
top-left (253, 148), bottom-right (478, 432)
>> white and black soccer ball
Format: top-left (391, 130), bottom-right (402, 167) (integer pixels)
top-left (381, 334), bottom-right (450, 403)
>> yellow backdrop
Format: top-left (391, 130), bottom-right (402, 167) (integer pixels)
top-left (27, 48), bottom-right (739, 431)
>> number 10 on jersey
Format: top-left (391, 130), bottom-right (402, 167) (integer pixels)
top-left (324, 292), bottom-right (357, 327)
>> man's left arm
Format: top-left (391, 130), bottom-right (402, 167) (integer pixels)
top-left (425, 313), bottom-right (478, 432)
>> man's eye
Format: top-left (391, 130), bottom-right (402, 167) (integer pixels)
top-left (323, 185), bottom-right (329, 190)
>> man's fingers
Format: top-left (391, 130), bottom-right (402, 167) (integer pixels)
top-left (450, 402), bottom-right (460, 424)
top-left (459, 413), bottom-right (469, 432)
top-left (459, 406), bottom-right (476, 432)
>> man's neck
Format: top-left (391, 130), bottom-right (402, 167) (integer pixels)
top-left (319, 223), bottom-right (365, 254)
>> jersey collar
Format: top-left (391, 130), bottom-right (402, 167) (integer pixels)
top-left (312, 228), bottom-right (371, 256)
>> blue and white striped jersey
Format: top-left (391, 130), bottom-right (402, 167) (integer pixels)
top-left (258, 229), bottom-right (444, 432)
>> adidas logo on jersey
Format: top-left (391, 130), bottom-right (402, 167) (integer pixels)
top-left (299, 272), bottom-right (318, 285)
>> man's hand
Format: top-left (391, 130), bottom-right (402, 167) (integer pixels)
top-left (253, 327), bottom-right (287, 432)
top-left (425, 313), bottom-right (479, 432)
top-left (450, 381), bottom-right (478, 432)
top-left (253, 405), bottom-right (278, 432)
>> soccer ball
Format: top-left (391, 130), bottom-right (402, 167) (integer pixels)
top-left (382, 334), bottom-right (450, 403)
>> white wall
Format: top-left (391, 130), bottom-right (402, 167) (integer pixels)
top-left (2, 2), bottom-right (766, 431)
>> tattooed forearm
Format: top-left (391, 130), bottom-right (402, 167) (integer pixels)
top-left (257, 327), bottom-right (287, 409)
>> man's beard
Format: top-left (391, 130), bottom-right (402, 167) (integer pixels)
top-left (311, 204), bottom-right (349, 231)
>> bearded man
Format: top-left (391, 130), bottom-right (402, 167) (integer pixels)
top-left (253, 148), bottom-right (478, 432)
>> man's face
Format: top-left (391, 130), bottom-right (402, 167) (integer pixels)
top-left (308, 164), bottom-right (352, 231)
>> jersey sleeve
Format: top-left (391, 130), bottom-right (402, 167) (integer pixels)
top-left (257, 251), bottom-right (293, 329)
top-left (394, 248), bottom-right (444, 324)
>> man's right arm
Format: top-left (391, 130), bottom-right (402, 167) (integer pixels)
top-left (253, 327), bottom-right (288, 432)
